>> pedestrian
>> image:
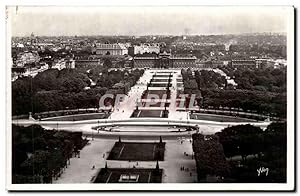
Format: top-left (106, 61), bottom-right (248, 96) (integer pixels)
top-left (103, 153), bottom-right (105, 158)
top-left (190, 172), bottom-right (192, 177)
top-left (92, 165), bottom-right (95, 170)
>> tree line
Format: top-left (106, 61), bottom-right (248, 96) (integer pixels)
top-left (192, 122), bottom-right (286, 182)
top-left (181, 67), bottom-right (286, 119)
top-left (221, 66), bottom-right (286, 93)
top-left (12, 125), bottom-right (87, 183)
top-left (12, 66), bottom-right (144, 115)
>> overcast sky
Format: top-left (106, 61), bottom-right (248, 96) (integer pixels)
top-left (9, 6), bottom-right (291, 36)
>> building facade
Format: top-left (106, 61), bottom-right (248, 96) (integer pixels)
top-left (133, 44), bottom-right (160, 55)
top-left (15, 52), bottom-right (40, 67)
top-left (75, 59), bottom-right (102, 68)
top-left (93, 43), bottom-right (128, 56)
top-left (230, 59), bottom-right (257, 69)
top-left (133, 53), bottom-right (197, 69)
top-left (255, 58), bottom-right (287, 69)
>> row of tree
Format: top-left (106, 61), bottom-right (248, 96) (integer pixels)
top-left (181, 67), bottom-right (286, 119)
top-left (192, 122), bottom-right (287, 182)
top-left (12, 125), bottom-right (86, 183)
top-left (192, 134), bottom-right (230, 181)
top-left (201, 89), bottom-right (286, 118)
top-left (12, 66), bottom-right (144, 115)
top-left (181, 69), bottom-right (202, 96)
top-left (194, 70), bottom-right (227, 89)
top-left (221, 66), bottom-right (286, 93)
top-left (217, 122), bottom-right (286, 182)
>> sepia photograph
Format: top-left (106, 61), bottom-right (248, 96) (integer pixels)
top-left (5, 5), bottom-right (295, 191)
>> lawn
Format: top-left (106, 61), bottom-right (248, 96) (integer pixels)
top-left (142, 101), bottom-right (170, 107)
top-left (142, 90), bottom-right (169, 99)
top-left (149, 83), bottom-right (170, 87)
top-left (153, 75), bottom-right (173, 78)
top-left (138, 110), bottom-right (164, 118)
top-left (152, 78), bottom-right (170, 82)
top-left (93, 168), bottom-right (163, 183)
top-left (190, 113), bottom-right (258, 122)
top-left (156, 71), bottom-right (173, 74)
top-left (107, 142), bottom-right (166, 161)
top-left (42, 113), bottom-right (108, 121)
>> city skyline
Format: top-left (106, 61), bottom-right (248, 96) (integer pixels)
top-left (9, 6), bottom-right (290, 37)
top-left (8, 5), bottom-right (293, 190)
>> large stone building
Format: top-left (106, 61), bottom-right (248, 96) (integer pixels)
top-left (15, 51), bottom-right (40, 67)
top-left (230, 59), bottom-right (257, 69)
top-left (133, 57), bottom-right (156, 68)
top-left (75, 59), bottom-right (102, 68)
top-left (92, 43), bottom-right (128, 56)
top-left (133, 52), bottom-right (197, 68)
top-left (255, 58), bottom-right (287, 69)
top-left (128, 43), bottom-right (160, 56)
top-left (197, 60), bottom-right (226, 69)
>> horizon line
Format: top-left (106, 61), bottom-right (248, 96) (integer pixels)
top-left (12, 31), bottom-right (287, 38)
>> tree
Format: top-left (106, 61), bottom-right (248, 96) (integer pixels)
top-left (227, 122), bottom-right (287, 183)
top-left (192, 134), bottom-right (230, 180)
top-left (12, 125), bottom-right (85, 184)
top-left (103, 58), bottom-right (112, 68)
top-left (216, 124), bottom-right (263, 161)
top-left (12, 77), bottom-right (33, 115)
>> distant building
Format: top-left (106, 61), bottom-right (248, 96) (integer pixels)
top-left (11, 67), bottom-right (26, 81)
top-left (52, 60), bottom-right (66, 70)
top-left (16, 43), bottom-right (24, 48)
top-left (230, 59), bottom-right (257, 69)
top-left (15, 51), bottom-right (40, 67)
top-left (200, 60), bottom-right (225, 69)
top-left (12, 63), bottom-right (49, 80)
top-left (171, 56), bottom-right (197, 68)
top-left (255, 58), bottom-right (287, 69)
top-left (133, 52), bottom-right (196, 68)
top-left (193, 44), bottom-right (225, 52)
top-left (65, 59), bottom-right (76, 69)
top-left (75, 59), bottom-right (102, 68)
top-left (133, 57), bottom-right (157, 68)
top-left (93, 43), bottom-right (128, 55)
top-left (128, 44), bottom-right (160, 56)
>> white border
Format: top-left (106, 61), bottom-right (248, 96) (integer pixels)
top-left (4, 4), bottom-right (295, 192)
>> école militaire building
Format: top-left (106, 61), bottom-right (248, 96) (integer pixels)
top-left (133, 52), bottom-right (197, 69)
top-left (92, 43), bottom-right (128, 56)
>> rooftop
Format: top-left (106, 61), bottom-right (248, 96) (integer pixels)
top-left (96, 43), bottom-right (127, 50)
